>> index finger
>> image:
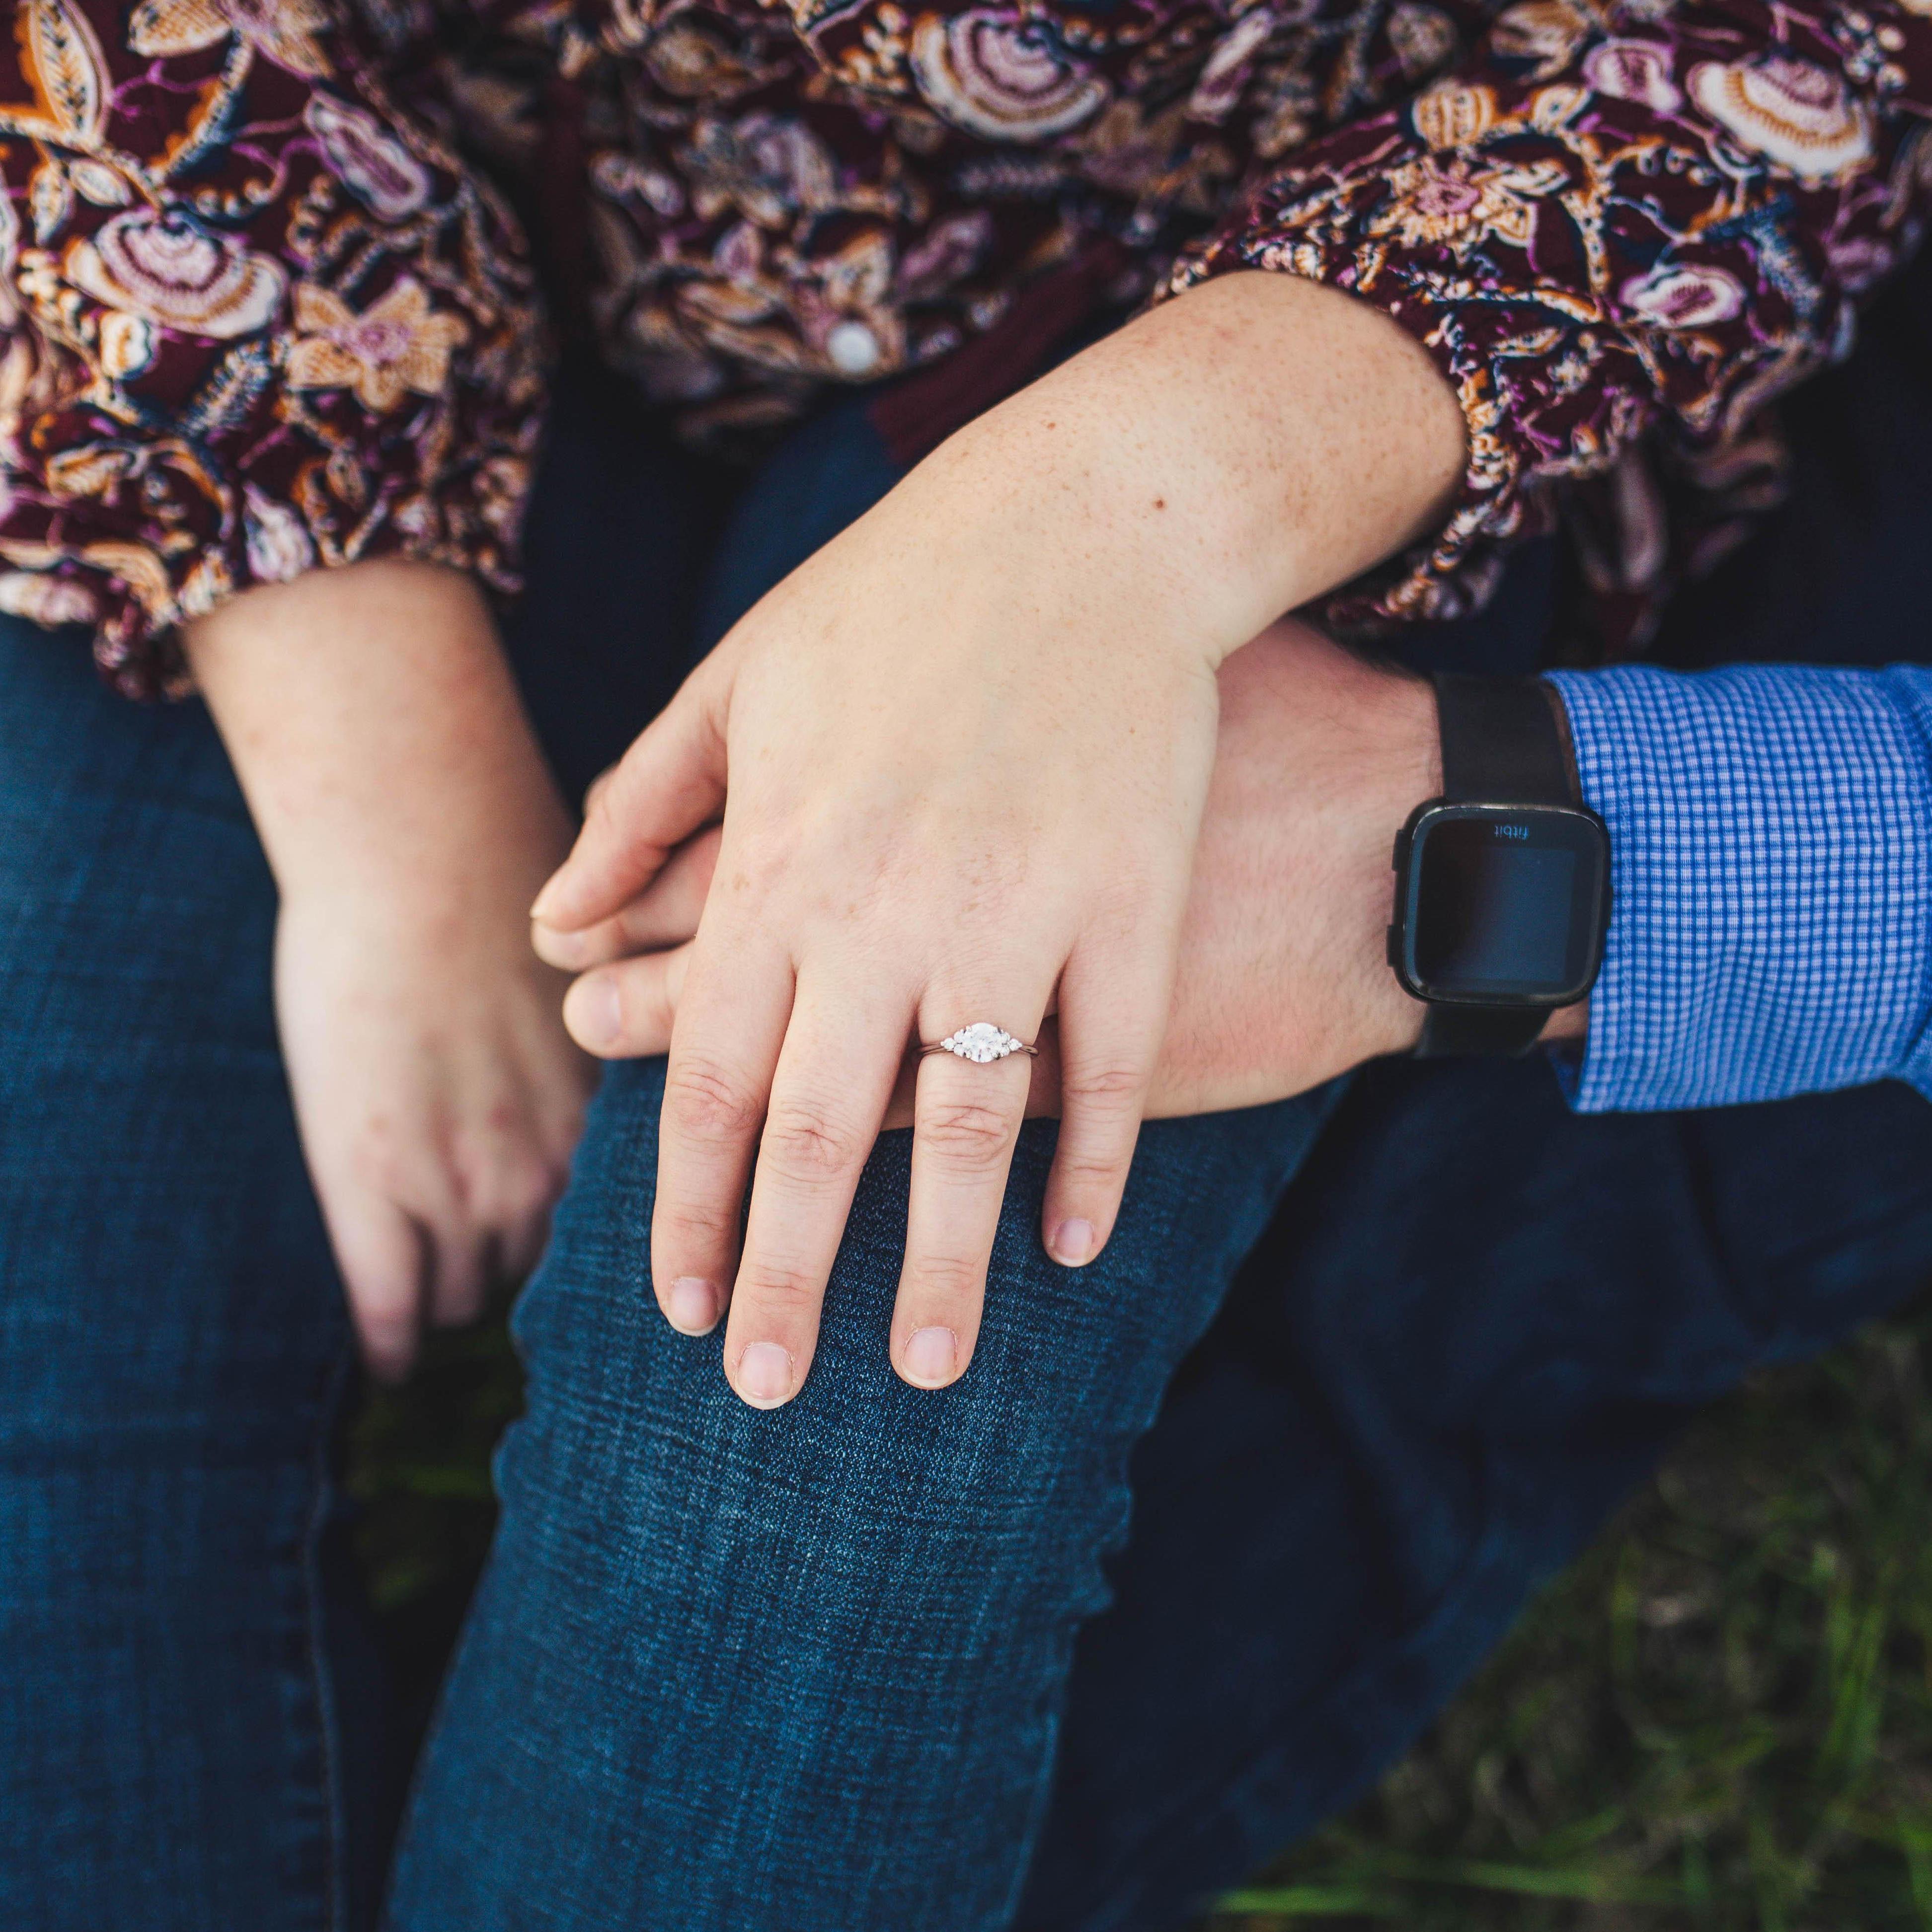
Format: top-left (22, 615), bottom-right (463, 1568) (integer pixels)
top-left (532, 826), bottom-right (720, 972)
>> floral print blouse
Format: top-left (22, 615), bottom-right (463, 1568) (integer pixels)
top-left (0, 0), bottom-right (1928, 694)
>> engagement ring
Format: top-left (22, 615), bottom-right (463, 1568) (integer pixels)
top-left (920, 1023), bottom-right (1038, 1064)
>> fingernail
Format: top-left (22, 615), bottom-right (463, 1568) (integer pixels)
top-left (735, 1340), bottom-right (795, 1408)
top-left (573, 975), bottom-right (622, 1049)
top-left (666, 1276), bottom-right (717, 1334)
top-left (902, 1326), bottom-right (959, 1387)
top-left (1050, 1218), bottom-right (1095, 1267)
top-left (529, 878), bottom-right (560, 923)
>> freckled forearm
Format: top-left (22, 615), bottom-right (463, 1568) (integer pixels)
top-left (942, 269), bottom-right (1468, 664)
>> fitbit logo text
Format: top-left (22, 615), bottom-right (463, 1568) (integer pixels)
top-left (1494, 823), bottom-right (1530, 840)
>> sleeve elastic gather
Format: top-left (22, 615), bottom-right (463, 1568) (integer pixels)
top-left (1163, 0), bottom-right (1932, 632)
top-left (0, 0), bottom-right (543, 696)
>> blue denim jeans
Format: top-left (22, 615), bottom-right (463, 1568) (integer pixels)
top-left (8, 265), bottom-right (1932, 1929)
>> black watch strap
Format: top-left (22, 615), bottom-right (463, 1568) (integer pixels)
top-left (1434, 673), bottom-right (1574, 806)
top-left (1415, 674), bottom-right (1576, 1060)
top-left (1418, 1000), bottom-right (1546, 1056)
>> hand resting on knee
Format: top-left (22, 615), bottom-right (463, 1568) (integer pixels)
top-left (525, 270), bottom-right (1477, 1409)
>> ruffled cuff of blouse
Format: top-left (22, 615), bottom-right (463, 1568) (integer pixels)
top-left (0, 3), bottom-right (547, 700)
top-left (0, 293), bottom-right (544, 700)
top-left (1160, 112), bottom-right (1649, 631)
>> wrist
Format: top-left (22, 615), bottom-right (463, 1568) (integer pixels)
top-left (1540, 996), bottom-right (1590, 1043)
top-left (1239, 625), bottom-right (1438, 1063)
top-left (1350, 660), bottom-right (1439, 1059)
top-left (953, 271), bottom-right (1467, 669)
top-left (1390, 673), bottom-right (1605, 1055)
top-left (185, 559), bottom-right (570, 907)
top-left (1357, 668), bottom-right (1594, 1059)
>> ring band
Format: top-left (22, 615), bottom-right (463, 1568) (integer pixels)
top-left (919, 1022), bottom-right (1039, 1064)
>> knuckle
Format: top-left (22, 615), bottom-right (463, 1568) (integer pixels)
top-left (734, 1256), bottom-right (823, 1313)
top-left (919, 1098), bottom-right (1016, 1171)
top-left (656, 1193), bottom-right (740, 1256)
top-left (346, 1126), bottom-right (421, 1207)
top-left (761, 1100), bottom-right (869, 1185)
top-left (663, 1054), bottom-right (765, 1144)
top-left (1060, 1060), bottom-right (1147, 1113)
top-left (1052, 1147), bottom-right (1130, 1193)
top-left (903, 1249), bottom-right (984, 1302)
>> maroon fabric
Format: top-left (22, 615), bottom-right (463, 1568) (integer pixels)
top-left (1, 0), bottom-right (1928, 692)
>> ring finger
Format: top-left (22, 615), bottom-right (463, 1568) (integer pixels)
top-left (892, 993), bottom-right (1048, 1390)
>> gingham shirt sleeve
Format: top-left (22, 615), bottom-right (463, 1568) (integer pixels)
top-left (1541, 665), bottom-right (1932, 1113)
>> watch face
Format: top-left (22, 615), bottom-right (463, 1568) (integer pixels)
top-left (1396, 803), bottom-right (1609, 1005)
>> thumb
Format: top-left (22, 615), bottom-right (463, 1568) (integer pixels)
top-left (532, 674), bottom-right (726, 934)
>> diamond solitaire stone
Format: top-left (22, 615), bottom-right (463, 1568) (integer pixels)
top-left (946, 1022), bottom-right (1019, 1063)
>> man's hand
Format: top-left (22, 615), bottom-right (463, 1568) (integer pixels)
top-left (185, 560), bottom-right (596, 1378)
top-left (536, 619), bottom-right (1584, 1127)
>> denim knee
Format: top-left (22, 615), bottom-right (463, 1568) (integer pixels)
top-left (391, 1059), bottom-right (1334, 1931)
top-left (500, 1060), bottom-right (1327, 1590)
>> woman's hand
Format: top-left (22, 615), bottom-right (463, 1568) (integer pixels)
top-left (271, 859), bottom-right (591, 1382)
top-left (538, 423), bottom-right (1222, 1410)
top-left (531, 273), bottom-right (1466, 1409)
top-left (185, 561), bottom-right (596, 1379)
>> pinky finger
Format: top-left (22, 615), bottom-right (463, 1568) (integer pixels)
top-left (1039, 953), bottom-right (1165, 1268)
top-left (561, 944), bottom-right (692, 1058)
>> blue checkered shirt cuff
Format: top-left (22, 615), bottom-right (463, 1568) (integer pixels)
top-left (1541, 664), bottom-right (1932, 1113)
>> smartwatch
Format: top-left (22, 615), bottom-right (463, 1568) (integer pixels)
top-left (1388, 674), bottom-right (1611, 1057)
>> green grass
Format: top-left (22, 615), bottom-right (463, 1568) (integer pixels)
top-left (1208, 1296), bottom-right (1932, 1930)
top-left (348, 1295), bottom-right (1932, 1928)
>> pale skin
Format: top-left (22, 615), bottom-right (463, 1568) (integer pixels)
top-left (529, 268), bottom-right (1484, 1412)
top-left (185, 269), bottom-right (1575, 1398)
top-left (182, 560), bottom-right (596, 1381)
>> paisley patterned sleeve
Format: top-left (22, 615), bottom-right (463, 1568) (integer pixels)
top-left (0, 0), bottom-right (541, 697)
top-left (1166, 0), bottom-right (1932, 630)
